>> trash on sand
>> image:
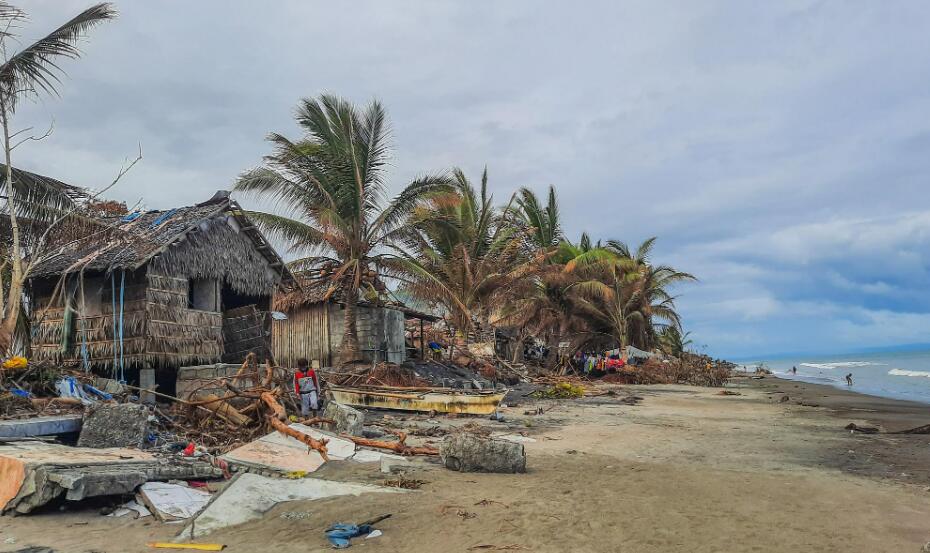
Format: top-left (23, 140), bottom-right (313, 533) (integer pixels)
top-left (179, 473), bottom-right (404, 538)
top-left (146, 543), bottom-right (225, 551)
top-left (439, 505), bottom-right (477, 520)
top-left (716, 390), bottom-right (741, 396)
top-left (325, 514), bottom-right (391, 549)
top-left (365, 530), bottom-right (382, 539)
top-left (138, 482), bottom-right (212, 521)
top-left (279, 511), bottom-right (312, 520)
top-left (107, 499), bottom-right (152, 518)
top-left (382, 476), bottom-right (426, 489)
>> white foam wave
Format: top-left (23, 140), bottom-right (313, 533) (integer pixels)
top-left (888, 368), bottom-right (930, 378)
top-left (799, 361), bottom-right (881, 370)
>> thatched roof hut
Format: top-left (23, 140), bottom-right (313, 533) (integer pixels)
top-left (271, 278), bottom-right (438, 368)
top-left (28, 189), bottom-right (291, 393)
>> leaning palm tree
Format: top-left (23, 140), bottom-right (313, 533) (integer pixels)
top-left (0, 2), bottom-right (116, 352)
top-left (235, 94), bottom-right (450, 363)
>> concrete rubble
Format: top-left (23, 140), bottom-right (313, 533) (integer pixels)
top-left (0, 415), bottom-right (83, 439)
top-left (0, 442), bottom-right (221, 514)
top-left (439, 432), bottom-right (527, 473)
top-left (322, 401), bottom-right (365, 436)
top-left (77, 403), bottom-right (150, 448)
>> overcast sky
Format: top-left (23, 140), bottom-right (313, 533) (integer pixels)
top-left (14, 1), bottom-right (930, 359)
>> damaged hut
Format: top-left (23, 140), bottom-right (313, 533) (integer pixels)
top-left (27, 190), bottom-right (291, 395)
top-left (271, 284), bottom-right (438, 368)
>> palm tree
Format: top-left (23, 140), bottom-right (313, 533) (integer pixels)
top-left (236, 95), bottom-right (450, 363)
top-left (605, 237), bottom-right (696, 349)
top-left (394, 168), bottom-right (532, 339)
top-left (0, 2), bottom-right (116, 352)
top-left (658, 326), bottom-right (692, 357)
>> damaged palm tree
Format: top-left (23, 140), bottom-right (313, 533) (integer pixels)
top-left (234, 94), bottom-right (452, 364)
top-left (0, 2), bottom-right (117, 352)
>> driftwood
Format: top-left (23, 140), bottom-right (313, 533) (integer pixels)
top-left (199, 393), bottom-right (252, 426)
top-left (891, 424), bottom-right (930, 435)
top-left (268, 415), bottom-right (329, 460)
top-left (343, 431), bottom-right (439, 456)
top-left (299, 416), bottom-right (335, 426)
top-left (260, 391), bottom-right (287, 421)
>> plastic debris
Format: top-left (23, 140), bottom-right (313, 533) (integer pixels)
top-left (325, 514), bottom-right (391, 549)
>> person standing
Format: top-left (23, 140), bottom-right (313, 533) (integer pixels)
top-left (845, 373), bottom-right (853, 386)
top-left (294, 358), bottom-right (320, 417)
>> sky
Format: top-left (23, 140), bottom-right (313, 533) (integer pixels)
top-left (12, 1), bottom-right (930, 359)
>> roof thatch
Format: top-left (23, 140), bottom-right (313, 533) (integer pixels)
top-left (29, 190), bottom-right (292, 294)
top-left (273, 276), bottom-right (439, 321)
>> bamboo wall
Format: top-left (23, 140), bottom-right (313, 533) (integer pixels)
top-left (272, 303), bottom-right (331, 368)
top-left (272, 303), bottom-right (406, 367)
top-left (144, 270), bottom-right (223, 368)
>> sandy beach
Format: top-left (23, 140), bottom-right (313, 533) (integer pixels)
top-left (3, 376), bottom-right (930, 553)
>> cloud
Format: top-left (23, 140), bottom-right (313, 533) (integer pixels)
top-left (10, 0), bottom-right (930, 358)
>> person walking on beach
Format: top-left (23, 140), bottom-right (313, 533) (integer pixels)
top-left (294, 358), bottom-right (320, 417)
top-left (845, 373), bottom-right (853, 386)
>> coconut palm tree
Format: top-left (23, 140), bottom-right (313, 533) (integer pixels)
top-left (235, 95), bottom-right (450, 363)
top-left (605, 237), bottom-right (696, 349)
top-left (394, 168), bottom-right (533, 339)
top-left (0, 2), bottom-right (116, 352)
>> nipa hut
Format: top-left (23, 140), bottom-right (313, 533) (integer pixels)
top-left (27, 190), bottom-right (291, 394)
top-left (271, 284), bottom-right (438, 368)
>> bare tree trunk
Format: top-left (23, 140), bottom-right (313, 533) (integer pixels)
top-left (339, 286), bottom-right (362, 364)
top-left (0, 98), bottom-right (21, 353)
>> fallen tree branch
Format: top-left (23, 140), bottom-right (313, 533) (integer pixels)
top-left (268, 415), bottom-right (329, 460)
top-left (342, 433), bottom-right (439, 456)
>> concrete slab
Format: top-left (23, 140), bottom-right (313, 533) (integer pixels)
top-left (221, 424), bottom-right (357, 474)
top-left (0, 415), bottom-right (83, 438)
top-left (177, 473), bottom-right (403, 539)
top-left (0, 442), bottom-right (221, 514)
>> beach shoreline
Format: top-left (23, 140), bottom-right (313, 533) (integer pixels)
top-left (3, 377), bottom-right (930, 552)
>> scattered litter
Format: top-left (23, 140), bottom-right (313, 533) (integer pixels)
top-left (474, 499), bottom-right (509, 508)
top-left (716, 390), bottom-right (741, 396)
top-left (279, 511), bottom-right (312, 520)
top-left (365, 530), bottom-right (382, 540)
top-left (325, 514), bottom-right (392, 549)
top-left (139, 482), bottom-right (211, 521)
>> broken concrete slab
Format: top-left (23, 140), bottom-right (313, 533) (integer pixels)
top-left (322, 402), bottom-right (365, 436)
top-left (77, 403), bottom-right (150, 449)
top-left (221, 424), bottom-right (356, 475)
top-left (177, 472), bottom-right (403, 539)
top-left (0, 415), bottom-right (83, 439)
top-left (439, 433), bottom-right (526, 473)
top-left (138, 481), bottom-right (211, 521)
top-left (0, 442), bottom-right (222, 514)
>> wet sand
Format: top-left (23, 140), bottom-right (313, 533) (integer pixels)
top-left (2, 376), bottom-right (930, 552)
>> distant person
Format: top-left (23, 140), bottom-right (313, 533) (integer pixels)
top-left (845, 373), bottom-right (853, 386)
top-left (791, 366), bottom-right (797, 375)
top-left (294, 358), bottom-right (320, 417)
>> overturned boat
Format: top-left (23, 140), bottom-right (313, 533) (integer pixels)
top-left (328, 385), bottom-right (507, 415)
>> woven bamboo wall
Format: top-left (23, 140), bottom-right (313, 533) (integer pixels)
top-left (145, 270), bottom-right (223, 368)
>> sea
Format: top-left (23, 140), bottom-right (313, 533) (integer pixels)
top-left (736, 349), bottom-right (930, 405)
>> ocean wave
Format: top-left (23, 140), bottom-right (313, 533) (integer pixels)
top-left (799, 361), bottom-right (881, 370)
top-left (888, 368), bottom-right (930, 378)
